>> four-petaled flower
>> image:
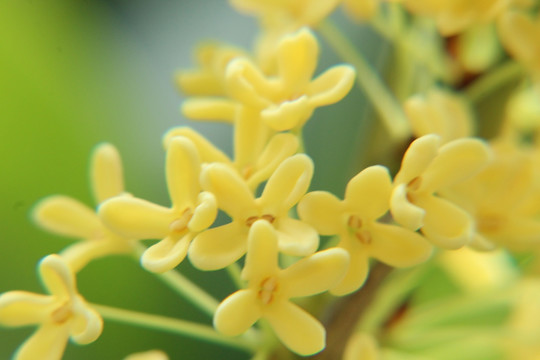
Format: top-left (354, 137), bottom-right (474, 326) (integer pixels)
top-left (0, 255), bottom-right (102, 360)
top-left (99, 137), bottom-right (217, 273)
top-left (214, 220), bottom-right (349, 356)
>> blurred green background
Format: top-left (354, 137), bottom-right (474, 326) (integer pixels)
top-left (0, 1), bottom-right (382, 359)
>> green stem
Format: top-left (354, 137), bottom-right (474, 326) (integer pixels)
top-left (227, 262), bottom-right (244, 289)
top-left (132, 243), bottom-right (218, 317)
top-left (465, 60), bottom-right (523, 103)
top-left (317, 19), bottom-right (410, 141)
top-left (92, 303), bottom-right (259, 353)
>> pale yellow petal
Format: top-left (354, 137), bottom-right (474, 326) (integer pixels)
top-left (188, 191), bottom-right (217, 233)
top-left (280, 248), bottom-right (349, 298)
top-left (213, 289), bottom-right (261, 336)
top-left (420, 138), bottom-right (491, 193)
top-left (468, 233), bottom-right (497, 252)
top-left (181, 98), bottom-right (237, 123)
top-left (33, 196), bottom-right (102, 240)
top-left (297, 191), bottom-right (344, 235)
top-left (188, 222), bottom-right (247, 271)
top-left (163, 127), bottom-right (231, 164)
top-left (69, 298), bottom-right (103, 344)
top-left (261, 96), bottom-right (313, 131)
top-left (99, 197), bottom-right (174, 239)
top-left (61, 240), bottom-right (133, 273)
top-left (166, 137), bottom-right (200, 209)
top-left (307, 65), bottom-right (355, 107)
top-left (141, 234), bottom-right (193, 273)
top-left (494, 216), bottom-right (540, 251)
top-left (242, 220), bottom-right (279, 282)
top-left (395, 134), bottom-right (440, 185)
top-left (39, 255), bottom-right (76, 299)
top-left (390, 184), bottom-right (425, 230)
top-left (264, 300), bottom-right (325, 356)
top-left (0, 291), bottom-right (53, 326)
top-left (90, 143), bottom-right (124, 204)
top-left (276, 218), bottom-right (319, 256)
top-left (277, 28), bottom-right (318, 92)
top-left (343, 333), bottom-right (379, 360)
top-left (247, 132), bottom-right (299, 190)
top-left (343, 0), bottom-right (378, 20)
top-left (345, 165), bottom-right (392, 220)
top-left (369, 223), bottom-right (432, 267)
top-left (259, 154), bottom-right (313, 214)
top-left (226, 58), bottom-right (272, 107)
top-left (418, 195), bottom-right (473, 249)
top-left (200, 163), bottom-right (255, 220)
top-left (176, 71), bottom-right (222, 96)
top-left (15, 323), bottom-right (69, 360)
top-left (234, 107), bottom-right (271, 170)
top-left (331, 242), bottom-right (369, 296)
top-left (124, 350), bottom-right (169, 360)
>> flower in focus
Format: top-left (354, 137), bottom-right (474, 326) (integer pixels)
top-left (99, 137), bottom-right (217, 273)
top-left (189, 154), bottom-right (318, 270)
top-left (33, 143), bottom-right (134, 273)
top-left (0, 255), bottom-right (102, 360)
top-left (299, 165), bottom-right (432, 295)
top-left (213, 220), bottom-right (349, 356)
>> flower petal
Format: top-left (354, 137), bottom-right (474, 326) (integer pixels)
top-left (345, 166), bottom-right (392, 220)
top-left (259, 154), bottom-right (314, 214)
top-left (390, 184), bottom-right (425, 230)
top-left (200, 163), bottom-right (255, 220)
top-left (189, 222), bottom-right (247, 271)
top-left (343, 333), bottom-right (380, 360)
top-left (226, 58), bottom-right (273, 106)
top-left (15, 323), bottom-right (69, 360)
top-left (369, 223), bottom-right (432, 267)
top-left (395, 134), bottom-right (440, 185)
top-left (166, 137), bottom-right (201, 209)
top-left (90, 143), bottom-right (124, 204)
top-left (297, 191), bottom-right (344, 235)
top-left (277, 28), bottom-right (318, 93)
top-left (276, 218), bottom-right (319, 256)
top-left (419, 195), bottom-right (474, 249)
top-left (163, 127), bottom-right (230, 164)
top-left (214, 289), bottom-right (261, 336)
top-left (420, 138), bottom-right (491, 193)
top-left (141, 234), bottom-right (193, 273)
top-left (234, 107), bottom-right (271, 171)
top-left (124, 350), bottom-right (169, 360)
top-left (61, 239), bottom-right (133, 273)
top-left (33, 196), bottom-right (102, 240)
top-left (281, 248), bottom-right (349, 298)
top-left (0, 291), bottom-right (53, 327)
top-left (181, 98), bottom-right (237, 123)
top-left (261, 95), bottom-right (313, 131)
top-left (330, 243), bottom-right (370, 296)
top-left (188, 192), bottom-right (217, 233)
top-left (264, 300), bottom-right (325, 356)
top-left (242, 220), bottom-right (279, 282)
top-left (69, 298), bottom-right (103, 344)
top-left (307, 65), bottom-right (356, 107)
top-left (39, 255), bottom-right (76, 299)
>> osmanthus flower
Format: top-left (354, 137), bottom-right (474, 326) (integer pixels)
top-left (124, 350), bottom-right (169, 360)
top-left (175, 41), bottom-right (248, 96)
top-left (33, 143), bottom-right (134, 273)
top-left (189, 154), bottom-right (317, 270)
top-left (164, 127), bottom-right (299, 192)
top-left (99, 137), bottom-right (217, 273)
top-left (390, 134), bottom-right (492, 249)
top-left (404, 88), bottom-right (474, 144)
top-left (0, 255), bottom-right (102, 360)
top-left (214, 220), bottom-right (349, 356)
top-left (183, 28), bottom-right (355, 133)
top-left (298, 166), bottom-right (432, 295)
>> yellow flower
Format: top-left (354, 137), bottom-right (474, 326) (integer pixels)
top-left (176, 41), bottom-right (248, 96)
top-left (124, 350), bottom-right (169, 360)
top-left (299, 166), bottom-right (432, 295)
top-left (182, 28), bottom-right (355, 132)
top-left (341, 0), bottom-right (379, 21)
top-left (343, 332), bottom-right (380, 360)
top-left (0, 255), bottom-right (102, 360)
top-left (99, 137), bottom-right (217, 273)
top-left (33, 143), bottom-right (134, 273)
top-left (163, 127), bottom-right (299, 192)
top-left (390, 134), bottom-right (491, 249)
top-left (214, 220), bottom-right (349, 356)
top-left (189, 154), bottom-right (317, 270)
top-left (404, 88), bottom-right (474, 144)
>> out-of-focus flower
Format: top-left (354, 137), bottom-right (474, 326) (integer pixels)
top-left (214, 220), bottom-right (349, 356)
top-left (343, 332), bottom-right (380, 360)
top-left (0, 255), bottom-right (102, 360)
top-left (124, 350), bottom-right (169, 360)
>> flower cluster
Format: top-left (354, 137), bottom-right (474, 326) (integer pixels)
top-left (3, 0), bottom-right (540, 359)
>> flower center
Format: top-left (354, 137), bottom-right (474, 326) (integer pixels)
top-left (477, 213), bottom-right (504, 234)
top-left (245, 214), bottom-right (275, 227)
top-left (347, 215), bottom-right (372, 245)
top-left (51, 301), bottom-right (72, 324)
top-left (169, 208), bottom-right (193, 233)
top-left (258, 276), bottom-right (278, 305)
